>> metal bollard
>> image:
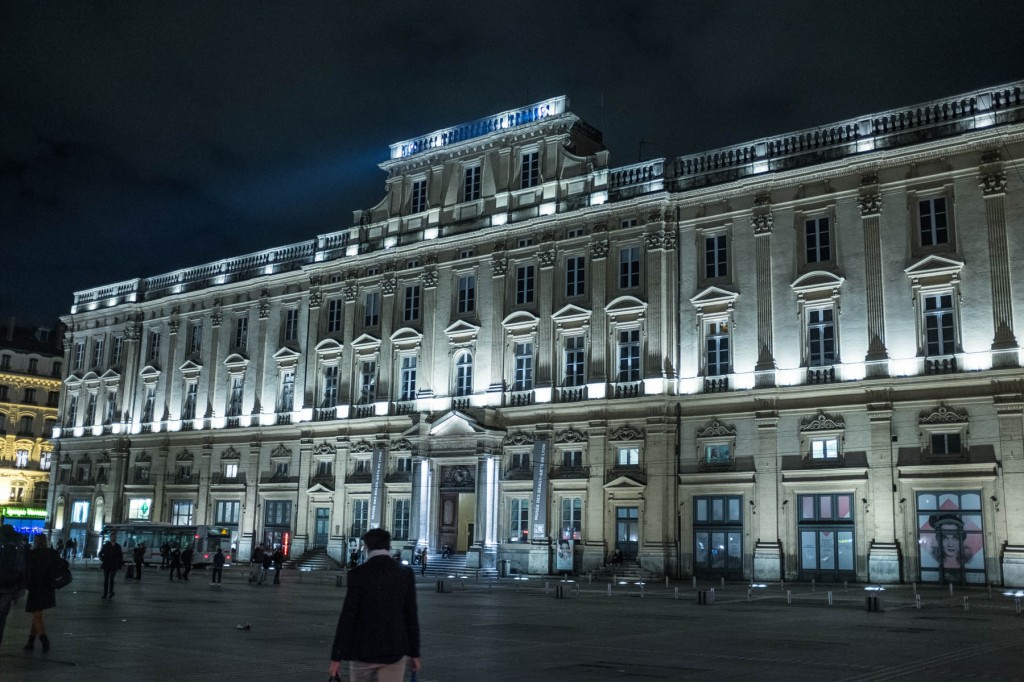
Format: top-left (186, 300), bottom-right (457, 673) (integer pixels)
top-left (915, 594), bottom-right (921, 609)
top-left (640, 584), bottom-right (645, 599)
top-left (674, 586), bottom-right (679, 600)
top-left (827, 591), bottom-right (833, 607)
top-left (1015, 597), bottom-right (1021, 615)
top-left (710, 587), bottom-right (716, 603)
top-left (963, 596), bottom-right (969, 612)
top-left (544, 580), bottom-right (550, 594)
top-left (692, 576), bottom-right (697, 590)
top-left (786, 590), bottom-right (792, 605)
top-left (843, 580), bottom-right (848, 591)
top-left (747, 588), bottom-right (751, 603)
top-left (665, 576), bottom-right (669, 587)
top-left (721, 577), bottom-right (725, 587)
top-left (949, 582), bottom-right (954, 596)
top-left (607, 583), bottom-right (612, 597)
top-left (812, 579), bottom-right (816, 592)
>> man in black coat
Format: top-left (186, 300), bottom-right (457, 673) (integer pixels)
top-left (329, 528), bottom-right (420, 681)
top-left (99, 534), bottom-right (124, 599)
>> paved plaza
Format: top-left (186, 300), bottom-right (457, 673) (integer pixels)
top-left (2, 563), bottom-right (1024, 681)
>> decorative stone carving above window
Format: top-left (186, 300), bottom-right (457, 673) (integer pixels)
top-left (221, 446), bottom-right (240, 460)
top-left (313, 443), bottom-right (336, 458)
top-left (351, 441), bottom-right (375, 454)
top-left (555, 428), bottom-right (586, 444)
top-left (695, 419), bottom-right (737, 439)
top-left (503, 432), bottom-right (534, 446)
top-left (610, 425), bottom-right (645, 441)
top-left (390, 438), bottom-right (413, 452)
top-left (270, 443), bottom-right (292, 460)
top-left (800, 411), bottom-right (846, 432)
top-left (176, 449), bottom-right (194, 462)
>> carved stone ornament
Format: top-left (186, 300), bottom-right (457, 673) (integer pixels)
top-left (753, 193), bottom-right (772, 207)
top-left (610, 425), bottom-right (645, 441)
top-left (135, 452), bottom-right (151, 464)
top-left (503, 432), bottom-right (535, 446)
top-left (381, 274), bottom-right (397, 295)
top-left (800, 411), bottom-right (846, 432)
top-left (221, 446), bottom-right (240, 460)
top-left (661, 230), bottom-right (677, 250)
top-left (857, 193), bottom-right (882, 216)
top-left (351, 441), bottom-right (374, 453)
top-left (491, 255), bottom-right (509, 277)
top-left (307, 289), bottom-right (323, 307)
top-left (555, 428), bottom-right (586, 444)
top-left (167, 319), bottom-right (179, 334)
top-left (751, 213), bottom-right (774, 235)
top-left (124, 323), bottom-right (142, 341)
top-left (919, 403), bottom-right (969, 425)
top-left (695, 419), bottom-right (737, 439)
top-left (343, 281), bottom-right (358, 302)
top-left (177, 449), bottom-right (194, 462)
top-left (259, 297), bottom-right (270, 320)
top-left (423, 269), bottom-right (439, 288)
top-left (538, 249), bottom-right (557, 268)
top-left (390, 438), bottom-right (413, 452)
top-left (97, 451), bottom-right (111, 464)
top-left (644, 232), bottom-right (663, 250)
top-left (441, 465), bottom-right (475, 488)
top-left (590, 240), bottom-right (609, 259)
top-left (270, 443), bottom-right (293, 459)
top-left (860, 173), bottom-right (879, 187)
top-left (979, 173), bottom-right (1007, 197)
top-left (312, 443), bottom-right (336, 459)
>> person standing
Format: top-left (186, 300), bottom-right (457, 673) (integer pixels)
top-left (249, 544), bottom-right (264, 584)
top-left (133, 544), bottom-right (146, 581)
top-left (329, 528), bottom-right (420, 682)
top-left (419, 548), bottom-right (427, 576)
top-left (211, 548), bottom-right (225, 586)
top-left (272, 547), bottom-right (284, 585)
top-left (99, 534), bottom-right (124, 599)
top-left (181, 545), bottom-right (194, 582)
top-left (0, 524), bottom-right (30, 648)
top-left (160, 543), bottom-right (170, 569)
top-left (24, 534), bottom-right (59, 652)
top-left (168, 547), bottom-right (181, 581)
top-left (259, 547), bottom-right (271, 584)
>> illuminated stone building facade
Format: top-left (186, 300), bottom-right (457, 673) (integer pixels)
top-left (52, 81), bottom-right (1024, 584)
top-left (0, 323), bottom-right (62, 538)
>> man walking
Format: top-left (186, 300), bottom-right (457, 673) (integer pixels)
top-left (210, 548), bottom-right (225, 586)
top-left (329, 528), bottom-right (420, 682)
top-left (272, 546), bottom-right (284, 585)
top-left (0, 524), bottom-right (29, 647)
top-left (181, 545), bottom-right (194, 581)
top-left (99, 533), bottom-right (124, 599)
top-left (133, 544), bottom-right (145, 581)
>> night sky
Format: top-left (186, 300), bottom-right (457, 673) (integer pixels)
top-left (3, 2), bottom-right (1022, 327)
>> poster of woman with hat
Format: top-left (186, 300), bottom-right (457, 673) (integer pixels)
top-left (919, 512), bottom-right (985, 584)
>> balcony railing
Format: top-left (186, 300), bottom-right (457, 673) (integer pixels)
top-left (276, 413), bottom-right (292, 425)
top-left (556, 386), bottom-right (587, 403)
top-left (704, 376), bottom-right (730, 393)
top-left (924, 355), bottom-right (958, 375)
top-left (393, 400), bottom-right (416, 415)
top-left (504, 466), bottom-right (533, 481)
top-left (260, 472), bottom-right (299, 484)
top-left (507, 390), bottom-right (535, 407)
top-left (549, 465), bottom-right (590, 479)
top-left (611, 381), bottom-right (643, 399)
top-left (210, 472), bottom-right (247, 485)
top-left (345, 471), bottom-right (372, 484)
top-left (384, 471), bottom-right (412, 483)
top-left (315, 407), bottom-right (337, 422)
top-left (353, 404), bottom-right (375, 419)
top-left (452, 397), bottom-right (471, 411)
top-left (806, 366), bottom-right (837, 384)
top-left (172, 474), bottom-right (196, 484)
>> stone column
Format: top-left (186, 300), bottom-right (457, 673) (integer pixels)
top-left (121, 318), bottom-right (142, 426)
top-left (995, 381), bottom-right (1024, 586)
top-left (753, 400), bottom-right (781, 580)
top-left (378, 273), bottom-right (397, 401)
top-left (865, 391), bottom-right (900, 582)
top-left (409, 455), bottom-right (430, 552)
top-left (584, 425), bottom-right (608, 571)
top-left (301, 279), bottom-right (323, 411)
top-left (163, 315), bottom-right (180, 423)
top-left (487, 253), bottom-right (508, 394)
top-left (251, 292), bottom-right (271, 417)
top-left (420, 268), bottom-right (439, 396)
top-left (858, 179), bottom-right (889, 376)
top-left (293, 437), bottom-right (314, 556)
top-left (752, 206), bottom-right (776, 387)
top-left (979, 170), bottom-right (1018, 367)
top-left (536, 248), bottom-right (556, 389)
top-left (242, 439), bottom-right (262, 560)
top-left (589, 236), bottom-right (609, 384)
top-left (203, 307), bottom-right (223, 424)
top-left (340, 277), bottom-right (358, 403)
top-left (466, 453), bottom-right (497, 571)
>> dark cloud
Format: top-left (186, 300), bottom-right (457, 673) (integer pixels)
top-left (1, 1), bottom-right (1022, 326)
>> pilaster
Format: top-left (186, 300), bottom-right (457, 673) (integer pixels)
top-left (865, 390), bottom-right (900, 582)
top-left (979, 166), bottom-right (1018, 366)
top-left (753, 400), bottom-right (781, 580)
top-left (859, 176), bottom-right (889, 375)
top-left (751, 201), bottom-right (776, 385)
top-left (204, 306), bottom-right (223, 421)
top-left (994, 381), bottom-right (1024, 585)
top-left (537, 247), bottom-right (555, 388)
top-left (301, 278), bottom-right (323, 410)
top-left (589, 235), bottom-right (609, 382)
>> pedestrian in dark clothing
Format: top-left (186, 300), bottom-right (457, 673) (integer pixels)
top-left (68, 538), bottom-right (77, 564)
top-left (24, 534), bottom-right (59, 652)
top-left (181, 546), bottom-right (194, 581)
top-left (99, 535), bottom-right (124, 599)
top-left (329, 528), bottom-right (420, 681)
top-left (419, 548), bottom-right (427, 576)
top-left (211, 549), bottom-right (225, 585)
top-left (250, 545), bottom-right (264, 584)
top-left (133, 544), bottom-right (145, 580)
top-left (259, 549), bottom-right (271, 584)
top-left (160, 543), bottom-right (170, 569)
top-left (55, 539), bottom-right (64, 560)
top-left (272, 547), bottom-right (284, 585)
top-left (168, 547), bottom-right (181, 581)
top-left (0, 524), bottom-right (30, 648)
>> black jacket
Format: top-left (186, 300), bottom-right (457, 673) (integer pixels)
top-left (331, 554), bottom-right (419, 664)
top-left (99, 541), bottom-right (124, 570)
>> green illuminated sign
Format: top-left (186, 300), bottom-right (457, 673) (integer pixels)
top-left (2, 507), bottom-right (47, 519)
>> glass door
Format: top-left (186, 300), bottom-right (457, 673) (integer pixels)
top-left (314, 508), bottom-right (330, 547)
top-left (615, 506), bottom-right (639, 560)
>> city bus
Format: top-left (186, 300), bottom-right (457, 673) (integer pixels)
top-left (102, 523), bottom-right (235, 568)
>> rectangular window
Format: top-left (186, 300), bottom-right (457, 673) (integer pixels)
top-left (454, 353), bottom-right (473, 397)
top-left (52, 361), bottom-right (62, 378)
top-left (189, 321), bottom-right (203, 355)
top-left (224, 462), bottom-right (239, 479)
top-left (705, 234), bottom-right (728, 279)
top-left (14, 449), bottom-right (29, 468)
top-left (562, 450), bottom-right (583, 468)
top-left (24, 388), bottom-right (36, 405)
top-left (457, 275), bottom-right (476, 314)
top-left (322, 365), bottom-right (339, 407)
top-left (28, 358), bottom-right (38, 374)
top-left (617, 329), bottom-right (641, 382)
top-left (565, 256), bottom-right (585, 297)
top-left (510, 498), bottom-right (529, 541)
top-left (327, 298), bottom-right (343, 333)
top-left (234, 315), bottom-right (248, 351)
top-left (364, 291), bottom-right (380, 327)
top-left (227, 377), bottom-right (244, 417)
top-left (564, 336), bottom-right (585, 387)
top-left (359, 360), bottom-right (377, 403)
top-left (92, 338), bottom-right (104, 368)
top-left (142, 387), bottom-right (156, 423)
top-left (400, 356), bottom-right (417, 401)
top-left (182, 383), bottom-right (198, 420)
top-left (560, 497), bottom-right (582, 540)
top-left (111, 337), bottom-right (123, 367)
top-left (216, 500), bottom-right (240, 525)
top-left (924, 293), bottom-right (955, 356)
top-left (284, 309), bottom-right (299, 342)
top-left (74, 341), bottom-right (85, 370)
top-left (931, 432), bottom-right (962, 455)
top-left (703, 443), bottom-right (731, 465)
top-left (513, 342), bottom-right (533, 391)
top-left (147, 332), bottom-right (160, 362)
top-left (463, 165), bottom-right (481, 201)
top-left (619, 246), bottom-right (641, 289)
top-left (808, 309), bottom-right (835, 366)
top-left (279, 371), bottom-right (295, 412)
top-left (919, 197), bottom-right (948, 247)
top-left (403, 285), bottom-right (421, 322)
top-left (396, 457), bottom-right (412, 473)
top-left (521, 150), bottom-right (539, 188)
top-left (351, 499), bottom-right (369, 538)
top-left (264, 500), bottom-right (292, 526)
top-left (411, 179), bottom-right (427, 213)
top-left (705, 321), bottom-right (730, 376)
top-left (71, 500), bottom-right (90, 524)
top-left (39, 451), bottom-right (52, 471)
top-left (0, 355), bottom-right (8, 370)
top-left (617, 447), bottom-right (640, 466)
top-left (805, 217), bottom-right (831, 263)
top-left (811, 437), bottom-right (839, 460)
top-left (515, 265), bottom-right (535, 305)
top-left (392, 499), bottom-right (411, 541)
top-left (170, 500), bottom-right (193, 525)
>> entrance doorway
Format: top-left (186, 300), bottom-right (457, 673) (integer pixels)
top-left (314, 508), bottom-right (330, 547)
top-left (615, 506), bottom-right (639, 560)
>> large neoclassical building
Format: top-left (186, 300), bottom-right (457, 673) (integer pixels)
top-left (51, 80), bottom-right (1024, 585)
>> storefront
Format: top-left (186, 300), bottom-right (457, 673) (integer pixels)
top-left (692, 495), bottom-right (743, 579)
top-left (796, 492), bottom-right (856, 582)
top-left (1, 505), bottom-right (47, 540)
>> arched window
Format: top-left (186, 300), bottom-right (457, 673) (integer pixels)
top-left (454, 352), bottom-right (473, 397)
top-left (93, 497), bottom-right (105, 533)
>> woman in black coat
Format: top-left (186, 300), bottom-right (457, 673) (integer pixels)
top-left (24, 534), bottom-right (59, 652)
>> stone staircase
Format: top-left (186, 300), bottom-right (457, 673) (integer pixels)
top-left (285, 547), bottom-right (343, 572)
top-left (588, 561), bottom-right (654, 582)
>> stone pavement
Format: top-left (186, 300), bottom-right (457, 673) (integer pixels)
top-left (2, 563), bottom-right (1024, 681)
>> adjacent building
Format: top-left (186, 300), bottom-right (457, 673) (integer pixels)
top-left (0, 321), bottom-right (62, 538)
top-left (51, 82), bottom-right (1024, 585)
